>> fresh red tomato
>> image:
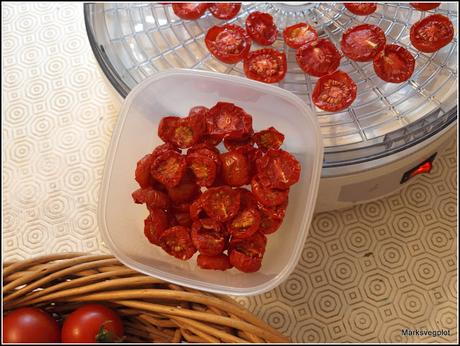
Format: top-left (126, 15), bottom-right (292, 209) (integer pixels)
top-left (256, 149), bottom-right (301, 190)
top-left (373, 44), bottom-right (415, 83)
top-left (410, 3), bottom-right (440, 11)
top-left (61, 304), bottom-right (123, 343)
top-left (197, 254), bottom-right (233, 270)
top-left (344, 3), bottom-right (377, 15)
top-left (144, 208), bottom-right (168, 245)
top-left (229, 232), bottom-right (267, 272)
top-left (220, 151), bottom-right (251, 187)
top-left (283, 23), bottom-right (318, 49)
top-left (243, 48), bottom-right (287, 83)
top-left (251, 175), bottom-right (289, 207)
top-left (227, 207), bottom-right (260, 239)
top-left (253, 126), bottom-right (285, 152)
top-left (205, 24), bottom-right (251, 64)
top-left (341, 24), bottom-right (386, 62)
top-left (208, 3), bottom-right (241, 19)
top-left (191, 218), bottom-right (227, 256)
top-left (187, 152), bottom-right (217, 187)
top-left (159, 226), bottom-right (196, 260)
top-left (296, 39), bottom-right (341, 77)
top-left (245, 11), bottom-right (278, 46)
top-left (172, 3), bottom-right (209, 20)
top-left (132, 186), bottom-right (170, 210)
top-left (150, 151), bottom-right (187, 188)
top-left (312, 70), bottom-right (357, 112)
top-left (410, 14), bottom-right (454, 53)
top-left (203, 186), bottom-right (240, 222)
top-left (206, 102), bottom-right (253, 140)
top-left (158, 114), bottom-right (205, 149)
top-left (3, 307), bottom-right (60, 343)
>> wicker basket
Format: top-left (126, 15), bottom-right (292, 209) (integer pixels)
top-left (2, 253), bottom-right (289, 343)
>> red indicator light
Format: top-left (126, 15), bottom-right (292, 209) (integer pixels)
top-left (409, 161), bottom-right (432, 178)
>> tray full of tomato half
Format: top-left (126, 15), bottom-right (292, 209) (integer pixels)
top-left (132, 100), bottom-right (300, 273)
top-left (157, 3), bottom-right (455, 112)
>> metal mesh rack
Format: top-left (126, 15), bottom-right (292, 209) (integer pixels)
top-left (84, 2), bottom-right (457, 168)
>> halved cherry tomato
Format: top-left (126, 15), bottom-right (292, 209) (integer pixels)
top-left (187, 143), bottom-right (221, 168)
top-left (373, 44), bottom-right (415, 83)
top-left (296, 39), bottom-right (341, 77)
top-left (191, 219), bottom-right (227, 256)
top-left (253, 126), bottom-right (285, 152)
top-left (245, 11), bottom-right (278, 46)
top-left (410, 3), bottom-right (440, 11)
top-left (243, 48), bottom-right (287, 84)
top-left (312, 70), bottom-right (357, 112)
top-left (203, 186), bottom-right (240, 222)
top-left (235, 145), bottom-right (263, 177)
top-left (172, 3), bottom-right (209, 20)
top-left (132, 187), bottom-right (170, 210)
top-left (187, 152), bottom-right (217, 187)
top-left (144, 208), bottom-right (168, 245)
top-left (229, 232), bottom-right (267, 272)
top-left (256, 149), bottom-right (301, 190)
top-left (341, 24), bottom-right (386, 62)
top-left (258, 204), bottom-right (284, 234)
top-left (205, 24), bottom-right (251, 64)
top-left (158, 115), bottom-right (205, 149)
top-left (190, 194), bottom-right (207, 220)
top-left (238, 188), bottom-right (258, 210)
top-left (283, 23), bottom-right (318, 49)
top-left (208, 3), bottom-right (241, 20)
top-left (197, 254), bottom-right (233, 270)
top-left (151, 151), bottom-right (186, 188)
top-left (223, 135), bottom-right (254, 151)
top-left (227, 207), bottom-right (260, 239)
top-left (206, 102), bottom-right (253, 140)
top-left (410, 14), bottom-right (454, 53)
top-left (152, 143), bottom-right (181, 158)
top-left (220, 151), bottom-right (251, 187)
top-left (251, 175), bottom-right (289, 207)
top-left (135, 153), bottom-right (155, 188)
top-left (159, 226), bottom-right (196, 260)
top-left (167, 170), bottom-right (200, 203)
top-left (344, 3), bottom-right (377, 16)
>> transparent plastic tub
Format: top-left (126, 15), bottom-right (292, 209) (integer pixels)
top-left (97, 69), bottom-right (323, 295)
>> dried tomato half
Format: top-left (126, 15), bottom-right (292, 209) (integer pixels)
top-left (132, 187), bottom-right (170, 210)
top-left (227, 207), bottom-right (261, 239)
top-left (197, 254), bottom-right (233, 270)
top-left (150, 151), bottom-right (187, 188)
top-left (144, 209), bottom-right (168, 245)
top-left (251, 176), bottom-right (289, 207)
top-left (253, 127), bottom-right (285, 152)
top-left (229, 232), bottom-right (267, 273)
top-left (159, 226), bottom-right (196, 260)
top-left (203, 186), bottom-right (240, 222)
top-left (220, 151), bottom-right (251, 187)
top-left (206, 102), bottom-right (253, 140)
top-left (187, 152), bottom-right (217, 187)
top-left (256, 149), bottom-right (301, 190)
top-left (158, 114), bottom-right (205, 149)
top-left (191, 219), bottom-right (227, 256)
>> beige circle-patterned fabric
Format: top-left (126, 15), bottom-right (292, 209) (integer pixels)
top-left (2, 3), bottom-right (457, 343)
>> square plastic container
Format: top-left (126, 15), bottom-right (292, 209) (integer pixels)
top-left (98, 69), bottom-right (323, 296)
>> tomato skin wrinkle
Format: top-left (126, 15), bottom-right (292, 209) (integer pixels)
top-left (245, 11), bottom-right (278, 46)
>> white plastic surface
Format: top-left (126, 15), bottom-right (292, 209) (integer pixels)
top-left (98, 69), bottom-right (324, 296)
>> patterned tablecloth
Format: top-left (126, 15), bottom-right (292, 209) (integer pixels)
top-left (2, 2), bottom-right (457, 343)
